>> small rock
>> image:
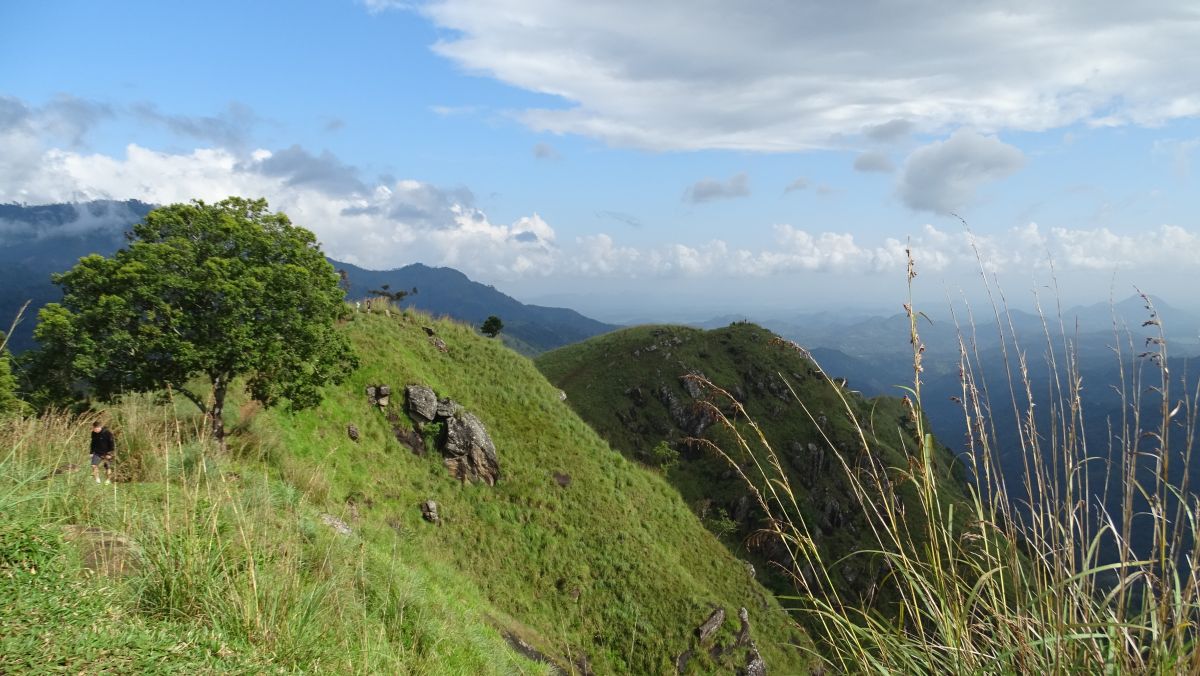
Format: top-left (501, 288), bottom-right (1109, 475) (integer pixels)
top-left (366, 384), bottom-right (391, 407)
top-left (429, 336), bottom-right (448, 352)
top-left (405, 384), bottom-right (438, 422)
top-left (347, 424), bottom-right (360, 442)
top-left (695, 607), bottom-right (726, 643)
top-left (735, 607), bottom-right (752, 647)
top-left (557, 389), bottom-right (568, 402)
top-left (420, 500), bottom-right (440, 524)
top-left (553, 471), bottom-right (571, 487)
top-left (320, 514), bottom-right (353, 536)
top-left (422, 326), bottom-right (436, 336)
top-left (744, 561), bottom-right (756, 578)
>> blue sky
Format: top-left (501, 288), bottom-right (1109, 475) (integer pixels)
top-left (3, 1), bottom-right (1200, 320)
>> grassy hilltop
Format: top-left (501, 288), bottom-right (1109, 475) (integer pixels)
top-left (2, 308), bottom-right (810, 674)
top-left (536, 322), bottom-right (970, 600)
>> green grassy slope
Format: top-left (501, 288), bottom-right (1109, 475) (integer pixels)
top-left (2, 411), bottom-right (544, 675)
top-left (3, 312), bottom-right (811, 674)
top-left (245, 310), bottom-right (810, 673)
top-left (536, 322), bottom-right (968, 599)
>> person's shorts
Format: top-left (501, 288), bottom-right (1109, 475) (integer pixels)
top-left (90, 453), bottom-right (112, 467)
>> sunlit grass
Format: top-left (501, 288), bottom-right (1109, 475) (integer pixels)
top-left (704, 251), bottom-right (1200, 673)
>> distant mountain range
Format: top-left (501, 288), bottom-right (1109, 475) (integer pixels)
top-left (0, 201), bottom-right (615, 354)
top-left (331, 260), bottom-right (617, 354)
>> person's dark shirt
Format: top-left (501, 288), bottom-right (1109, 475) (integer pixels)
top-left (90, 429), bottom-right (114, 455)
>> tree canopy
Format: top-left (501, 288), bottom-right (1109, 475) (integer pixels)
top-left (31, 197), bottom-right (356, 441)
top-left (481, 315), bottom-right (503, 338)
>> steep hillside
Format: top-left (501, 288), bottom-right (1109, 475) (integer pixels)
top-left (245, 309), bottom-right (807, 673)
top-left (536, 322), bottom-right (970, 601)
top-left (3, 310), bottom-right (809, 674)
top-left (333, 261), bottom-right (618, 353)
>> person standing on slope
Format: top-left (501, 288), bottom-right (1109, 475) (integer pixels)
top-left (90, 420), bottom-right (115, 484)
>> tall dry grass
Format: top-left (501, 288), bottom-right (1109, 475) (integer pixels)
top-left (703, 249), bottom-right (1200, 673)
top-left (0, 393), bottom-right (544, 673)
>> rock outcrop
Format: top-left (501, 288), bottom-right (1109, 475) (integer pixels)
top-left (695, 607), bottom-right (725, 643)
top-left (656, 385), bottom-right (715, 437)
top-left (401, 382), bottom-right (501, 485)
top-left (442, 411), bottom-right (500, 485)
top-left (365, 384), bottom-right (391, 407)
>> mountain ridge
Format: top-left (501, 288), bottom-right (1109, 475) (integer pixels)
top-left (0, 201), bottom-right (616, 354)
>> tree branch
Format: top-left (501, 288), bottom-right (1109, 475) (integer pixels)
top-left (174, 385), bottom-right (208, 414)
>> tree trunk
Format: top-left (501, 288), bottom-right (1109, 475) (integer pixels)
top-left (210, 374), bottom-right (228, 451)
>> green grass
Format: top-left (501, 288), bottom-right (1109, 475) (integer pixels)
top-left (2, 307), bottom-right (811, 674)
top-left (248, 307), bottom-right (811, 673)
top-left (2, 409), bottom-right (547, 674)
top-left (536, 322), bottom-right (970, 603)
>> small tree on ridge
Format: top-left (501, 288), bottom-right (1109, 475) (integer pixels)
top-left (481, 315), bottom-right (503, 338)
top-left (32, 197), bottom-right (357, 445)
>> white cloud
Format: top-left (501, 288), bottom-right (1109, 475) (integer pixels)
top-left (0, 136), bottom-right (557, 277)
top-left (418, 1), bottom-right (1200, 151)
top-left (5, 92), bottom-right (1198, 283)
top-left (897, 130), bottom-right (1025, 215)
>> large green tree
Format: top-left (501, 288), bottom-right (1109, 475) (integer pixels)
top-left (32, 197), bottom-right (356, 443)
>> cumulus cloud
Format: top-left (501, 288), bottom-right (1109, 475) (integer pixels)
top-left (5, 127), bottom-right (1200, 280)
top-left (0, 133), bottom-right (558, 276)
top-left (897, 130), bottom-right (1025, 215)
top-left (853, 151), bottom-right (894, 173)
top-left (685, 172), bottom-right (749, 203)
top-left (415, 1), bottom-right (1200, 151)
top-left (245, 145), bottom-right (366, 195)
